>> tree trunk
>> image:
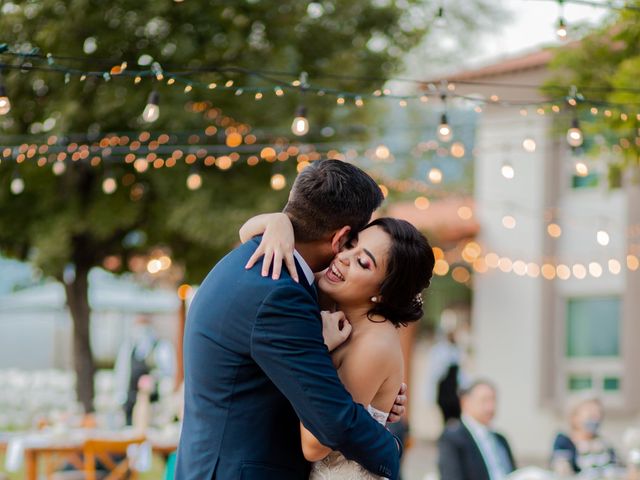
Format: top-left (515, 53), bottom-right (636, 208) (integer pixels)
top-left (64, 264), bottom-right (96, 413)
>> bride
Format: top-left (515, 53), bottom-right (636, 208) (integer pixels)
top-left (241, 213), bottom-right (435, 479)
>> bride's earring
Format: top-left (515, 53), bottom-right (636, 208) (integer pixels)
top-left (370, 296), bottom-right (379, 303)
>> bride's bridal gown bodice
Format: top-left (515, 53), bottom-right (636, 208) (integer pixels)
top-left (309, 405), bottom-right (390, 480)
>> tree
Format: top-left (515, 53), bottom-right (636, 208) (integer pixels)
top-left (546, 5), bottom-right (640, 177)
top-left (0, 0), bottom-right (501, 412)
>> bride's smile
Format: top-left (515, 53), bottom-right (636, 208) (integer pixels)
top-left (319, 226), bottom-right (390, 309)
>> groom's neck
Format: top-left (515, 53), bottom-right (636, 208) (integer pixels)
top-left (294, 241), bottom-right (332, 273)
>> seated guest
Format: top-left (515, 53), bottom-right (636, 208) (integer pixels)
top-left (438, 380), bottom-right (516, 480)
top-left (551, 397), bottom-right (617, 475)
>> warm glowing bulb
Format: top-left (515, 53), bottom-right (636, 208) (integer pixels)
top-left (291, 106), bottom-right (309, 136)
top-left (428, 167), bottom-right (443, 184)
top-left (147, 259), bottom-right (163, 274)
top-left (575, 160), bottom-right (589, 177)
top-left (52, 161), bottom-right (66, 176)
top-left (10, 177), bottom-right (24, 194)
top-left (271, 173), bottom-right (286, 190)
top-left (588, 262), bottom-right (603, 278)
top-left (547, 223), bottom-right (562, 238)
top-left (375, 145), bottom-right (390, 160)
top-left (0, 85), bottom-right (10, 116)
top-left (502, 215), bottom-right (516, 229)
top-left (596, 230), bottom-right (610, 246)
top-left (134, 158), bottom-right (149, 173)
top-left (522, 138), bottom-right (536, 152)
top-left (102, 176), bottom-right (117, 194)
top-left (187, 172), bottom-right (202, 190)
top-left (142, 91), bottom-right (160, 123)
top-left (608, 259), bottom-right (621, 275)
top-left (414, 196), bottom-right (430, 210)
top-left (566, 119), bottom-right (583, 147)
top-left (556, 18), bottom-right (568, 39)
top-left (437, 113), bottom-right (452, 142)
top-left (501, 162), bottom-right (515, 179)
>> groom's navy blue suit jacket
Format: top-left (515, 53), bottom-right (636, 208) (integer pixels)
top-left (175, 237), bottom-right (401, 480)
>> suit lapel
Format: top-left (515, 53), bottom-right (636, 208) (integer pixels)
top-left (460, 423), bottom-right (492, 480)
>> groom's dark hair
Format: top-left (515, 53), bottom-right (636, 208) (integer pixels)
top-left (283, 159), bottom-right (384, 243)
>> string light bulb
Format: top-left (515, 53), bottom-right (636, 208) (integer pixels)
top-left (0, 83), bottom-right (10, 116)
top-left (566, 118), bottom-right (583, 147)
top-left (10, 171), bottom-right (24, 195)
top-left (428, 167), bottom-right (443, 184)
top-left (102, 173), bottom-right (117, 194)
top-left (596, 229), bottom-right (610, 246)
top-left (501, 162), bottom-right (515, 179)
top-left (270, 173), bottom-right (287, 190)
top-left (574, 159), bottom-right (589, 177)
top-left (291, 105), bottom-right (309, 136)
top-left (556, 17), bottom-right (568, 40)
top-left (437, 113), bottom-right (452, 142)
top-left (142, 90), bottom-right (160, 123)
top-left (186, 171), bottom-right (202, 190)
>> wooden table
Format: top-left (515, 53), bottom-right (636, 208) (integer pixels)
top-left (2, 429), bottom-right (178, 480)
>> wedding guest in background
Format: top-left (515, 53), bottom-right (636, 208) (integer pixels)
top-left (551, 397), bottom-right (617, 475)
top-left (114, 315), bottom-right (176, 425)
top-left (426, 310), bottom-right (468, 424)
top-left (438, 380), bottom-right (516, 480)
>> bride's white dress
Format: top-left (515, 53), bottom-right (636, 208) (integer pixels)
top-left (309, 405), bottom-right (390, 480)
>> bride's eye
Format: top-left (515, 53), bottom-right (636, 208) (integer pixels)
top-left (358, 258), bottom-right (370, 269)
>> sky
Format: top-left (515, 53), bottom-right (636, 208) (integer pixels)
top-left (472, 0), bottom-right (609, 64)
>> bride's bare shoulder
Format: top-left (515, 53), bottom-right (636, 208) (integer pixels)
top-left (349, 321), bottom-right (403, 365)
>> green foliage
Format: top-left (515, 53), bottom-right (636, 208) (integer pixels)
top-left (545, 6), bottom-right (640, 172)
top-left (0, 0), bottom-right (443, 279)
top-left (0, 0), bottom-right (506, 279)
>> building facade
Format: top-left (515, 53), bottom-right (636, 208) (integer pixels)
top-left (442, 49), bottom-right (640, 459)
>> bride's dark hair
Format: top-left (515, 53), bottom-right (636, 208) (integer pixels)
top-left (362, 218), bottom-right (435, 327)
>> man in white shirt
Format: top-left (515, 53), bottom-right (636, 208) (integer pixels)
top-left (438, 380), bottom-right (516, 480)
top-left (114, 315), bottom-right (176, 425)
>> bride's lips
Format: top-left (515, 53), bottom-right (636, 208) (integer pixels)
top-left (325, 261), bottom-right (345, 283)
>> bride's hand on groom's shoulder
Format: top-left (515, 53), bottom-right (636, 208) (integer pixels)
top-left (244, 212), bottom-right (298, 282)
top-left (320, 310), bottom-right (352, 352)
top-left (387, 383), bottom-right (408, 424)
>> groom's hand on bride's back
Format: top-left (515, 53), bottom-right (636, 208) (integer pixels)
top-left (387, 383), bottom-right (408, 425)
top-left (321, 310), bottom-right (352, 352)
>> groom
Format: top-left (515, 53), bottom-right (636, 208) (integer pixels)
top-left (176, 160), bottom-right (404, 479)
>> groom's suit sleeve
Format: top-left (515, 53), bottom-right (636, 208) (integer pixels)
top-left (251, 283), bottom-right (401, 480)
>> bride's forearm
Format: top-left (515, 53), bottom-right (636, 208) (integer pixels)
top-left (239, 213), bottom-right (285, 243)
top-left (300, 422), bottom-right (332, 462)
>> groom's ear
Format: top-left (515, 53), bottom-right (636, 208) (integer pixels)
top-left (330, 226), bottom-right (352, 254)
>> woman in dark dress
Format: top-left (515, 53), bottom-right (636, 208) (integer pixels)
top-left (551, 398), bottom-right (617, 475)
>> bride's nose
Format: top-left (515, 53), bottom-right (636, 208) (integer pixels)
top-left (337, 251), bottom-right (350, 265)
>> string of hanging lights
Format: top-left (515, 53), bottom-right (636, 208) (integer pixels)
top-left (2, 43), bottom-right (640, 149)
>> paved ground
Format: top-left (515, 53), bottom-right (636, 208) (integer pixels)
top-left (401, 439), bottom-right (438, 480)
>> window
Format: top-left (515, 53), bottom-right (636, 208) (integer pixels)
top-left (568, 374), bottom-right (592, 391)
top-left (571, 172), bottom-right (599, 189)
top-left (563, 297), bottom-right (623, 399)
top-left (566, 297), bottom-right (620, 358)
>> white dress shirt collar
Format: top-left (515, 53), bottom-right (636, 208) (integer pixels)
top-left (462, 414), bottom-right (509, 480)
top-left (294, 250), bottom-right (315, 285)
top-left (462, 414), bottom-right (491, 437)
